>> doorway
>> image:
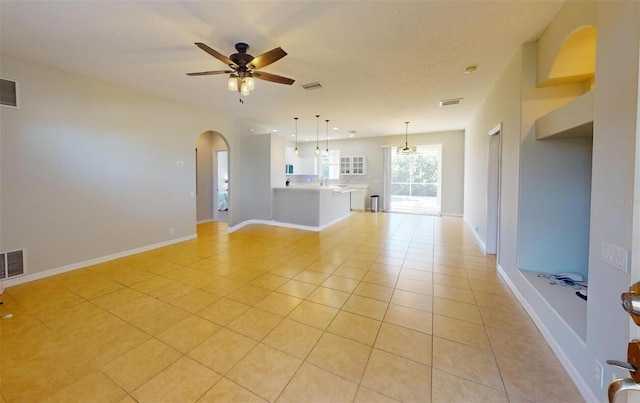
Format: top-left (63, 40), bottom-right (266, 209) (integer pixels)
top-left (216, 150), bottom-right (229, 222)
top-left (486, 123), bottom-right (502, 255)
top-left (195, 131), bottom-right (229, 223)
top-left (388, 145), bottom-right (442, 215)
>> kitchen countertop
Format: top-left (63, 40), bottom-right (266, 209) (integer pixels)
top-left (275, 184), bottom-right (369, 193)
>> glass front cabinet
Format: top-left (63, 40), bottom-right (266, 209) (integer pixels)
top-left (340, 156), bottom-right (366, 175)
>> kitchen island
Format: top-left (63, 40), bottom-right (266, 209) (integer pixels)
top-left (273, 185), bottom-right (354, 230)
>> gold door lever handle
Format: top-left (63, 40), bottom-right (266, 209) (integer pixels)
top-left (607, 360), bottom-right (636, 372)
top-left (609, 378), bottom-right (640, 403)
top-left (621, 282), bottom-right (640, 326)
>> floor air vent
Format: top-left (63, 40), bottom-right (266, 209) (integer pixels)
top-left (0, 78), bottom-right (19, 108)
top-left (0, 250), bottom-right (25, 279)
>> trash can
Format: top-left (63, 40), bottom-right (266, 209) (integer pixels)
top-left (370, 195), bottom-right (379, 212)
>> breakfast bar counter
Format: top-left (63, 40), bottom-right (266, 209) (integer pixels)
top-left (272, 186), bottom-right (354, 229)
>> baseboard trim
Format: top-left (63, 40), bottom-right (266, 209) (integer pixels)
top-left (0, 234), bottom-right (197, 288)
top-left (464, 217), bottom-right (487, 252)
top-left (496, 264), bottom-right (597, 403)
top-left (228, 214), bottom-right (351, 233)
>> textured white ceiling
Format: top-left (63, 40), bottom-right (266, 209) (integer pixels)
top-left (0, 1), bottom-right (564, 141)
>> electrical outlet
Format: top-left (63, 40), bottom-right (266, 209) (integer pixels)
top-left (601, 241), bottom-right (629, 272)
top-left (594, 359), bottom-right (604, 389)
top-left (169, 228), bottom-right (175, 235)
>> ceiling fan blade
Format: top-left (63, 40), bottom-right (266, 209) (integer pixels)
top-left (253, 71), bottom-right (295, 85)
top-left (194, 42), bottom-right (236, 68)
top-left (248, 47), bottom-right (287, 70)
top-left (186, 70), bottom-right (234, 76)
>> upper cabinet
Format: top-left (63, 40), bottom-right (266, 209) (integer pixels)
top-left (299, 156), bottom-right (318, 175)
top-left (340, 155), bottom-right (366, 175)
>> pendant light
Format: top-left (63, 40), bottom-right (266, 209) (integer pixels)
top-left (397, 121), bottom-right (417, 154)
top-left (325, 119), bottom-right (330, 155)
top-left (315, 114), bottom-right (321, 155)
top-left (294, 117), bottom-right (299, 155)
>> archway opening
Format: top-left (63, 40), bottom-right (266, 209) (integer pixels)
top-left (195, 131), bottom-right (230, 223)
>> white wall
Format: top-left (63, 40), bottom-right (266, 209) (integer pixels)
top-left (292, 130), bottom-right (465, 215)
top-left (0, 55), bottom-right (234, 277)
top-left (196, 132), bottom-right (214, 222)
top-left (464, 49), bottom-right (522, 267)
top-left (586, 0), bottom-right (639, 392)
top-left (229, 133), bottom-right (273, 227)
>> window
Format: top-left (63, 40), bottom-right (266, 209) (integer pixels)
top-left (389, 145), bottom-right (442, 215)
top-left (320, 150), bottom-right (340, 180)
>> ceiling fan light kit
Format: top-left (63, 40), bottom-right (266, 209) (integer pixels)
top-left (187, 42), bottom-right (294, 99)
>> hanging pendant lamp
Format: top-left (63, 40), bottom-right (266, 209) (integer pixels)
top-left (325, 119), bottom-right (330, 155)
top-left (315, 115), bottom-right (321, 155)
top-left (397, 121), bottom-right (417, 154)
top-left (294, 117), bottom-right (299, 155)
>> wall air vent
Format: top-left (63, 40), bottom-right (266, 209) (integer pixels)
top-left (302, 82), bottom-right (323, 90)
top-left (439, 98), bottom-right (462, 107)
top-left (0, 78), bottom-right (19, 108)
top-left (0, 250), bottom-right (25, 279)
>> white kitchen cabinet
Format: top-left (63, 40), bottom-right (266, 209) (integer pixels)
top-left (350, 187), bottom-right (368, 210)
top-left (285, 147), bottom-right (295, 165)
top-left (351, 156), bottom-right (365, 174)
top-left (299, 156), bottom-right (318, 175)
top-left (340, 156), bottom-right (366, 175)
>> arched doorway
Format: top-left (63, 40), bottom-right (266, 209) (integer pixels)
top-left (195, 131), bottom-right (229, 223)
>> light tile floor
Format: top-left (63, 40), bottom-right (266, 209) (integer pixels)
top-left (0, 213), bottom-right (584, 402)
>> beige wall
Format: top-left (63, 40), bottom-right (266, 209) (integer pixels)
top-left (0, 56), bottom-right (234, 278)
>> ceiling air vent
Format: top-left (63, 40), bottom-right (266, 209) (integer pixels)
top-left (439, 98), bottom-right (462, 107)
top-left (0, 78), bottom-right (19, 108)
top-left (302, 82), bottom-right (323, 90)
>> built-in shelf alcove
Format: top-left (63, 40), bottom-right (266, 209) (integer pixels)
top-left (517, 95), bottom-right (593, 341)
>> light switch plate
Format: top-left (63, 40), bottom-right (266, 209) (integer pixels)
top-left (594, 359), bottom-right (604, 389)
top-left (602, 241), bottom-right (629, 273)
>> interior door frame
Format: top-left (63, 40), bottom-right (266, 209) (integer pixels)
top-left (486, 123), bottom-right (502, 256)
top-left (214, 149), bottom-right (229, 222)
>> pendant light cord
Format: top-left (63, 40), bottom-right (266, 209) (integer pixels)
top-left (315, 115), bottom-right (321, 155)
top-left (294, 117), bottom-right (299, 154)
top-left (325, 119), bottom-right (330, 152)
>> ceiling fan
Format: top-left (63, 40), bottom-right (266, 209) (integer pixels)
top-left (187, 42), bottom-right (295, 96)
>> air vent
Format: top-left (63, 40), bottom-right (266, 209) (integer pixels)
top-left (0, 250), bottom-right (25, 279)
top-left (0, 78), bottom-right (19, 108)
top-left (439, 98), bottom-right (462, 107)
top-left (302, 82), bottom-right (323, 90)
